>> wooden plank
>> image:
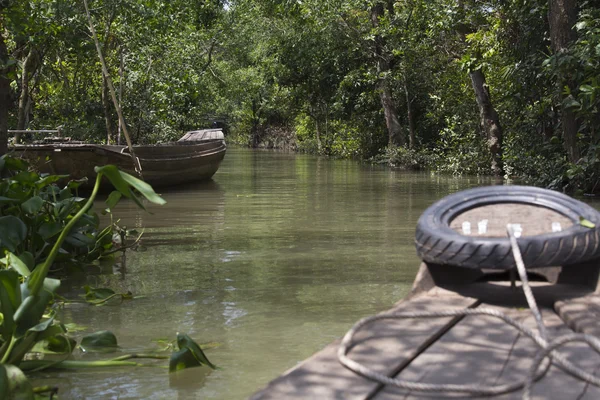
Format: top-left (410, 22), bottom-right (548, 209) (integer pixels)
top-left (9, 129), bottom-right (59, 133)
top-left (555, 294), bottom-right (600, 337)
top-left (250, 289), bottom-right (478, 400)
top-left (375, 304), bottom-right (600, 399)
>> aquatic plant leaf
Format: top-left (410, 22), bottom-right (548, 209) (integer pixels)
top-left (6, 252), bottom-right (31, 277)
top-left (580, 216), bottom-right (596, 228)
top-left (2, 156), bottom-right (27, 171)
top-left (38, 222), bottom-right (63, 240)
top-left (67, 177), bottom-right (88, 190)
top-left (119, 171), bottom-right (167, 206)
top-left (33, 334), bottom-right (77, 354)
top-left (105, 191), bottom-right (122, 210)
top-left (169, 348), bottom-right (202, 373)
top-left (0, 216), bottom-right (27, 252)
top-left (0, 364), bottom-right (34, 400)
top-left (80, 330), bottom-right (118, 352)
top-left (19, 252), bottom-right (35, 272)
top-left (15, 278), bottom-right (60, 335)
top-left (21, 196), bottom-right (44, 214)
top-left (0, 196), bottom-right (18, 204)
top-left (35, 174), bottom-right (69, 188)
top-left (176, 333), bottom-right (217, 370)
top-left (0, 271), bottom-right (21, 339)
top-left (94, 165), bottom-right (132, 199)
top-left (65, 232), bottom-right (95, 247)
top-left (12, 171), bottom-right (39, 184)
top-left (7, 318), bottom-right (60, 365)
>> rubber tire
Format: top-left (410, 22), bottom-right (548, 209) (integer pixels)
top-left (415, 186), bottom-right (600, 270)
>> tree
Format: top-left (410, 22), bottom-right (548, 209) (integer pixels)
top-left (548, 0), bottom-right (580, 163)
top-left (457, 1), bottom-right (504, 176)
top-left (371, 0), bottom-right (403, 147)
top-left (0, 30), bottom-right (10, 155)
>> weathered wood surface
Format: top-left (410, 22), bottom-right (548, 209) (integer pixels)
top-left (250, 289), bottom-right (478, 400)
top-left (250, 281), bottom-right (600, 400)
top-left (556, 294), bottom-right (600, 337)
top-left (376, 304), bottom-right (600, 399)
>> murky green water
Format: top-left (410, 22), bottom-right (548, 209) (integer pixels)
top-left (32, 148), bottom-right (493, 399)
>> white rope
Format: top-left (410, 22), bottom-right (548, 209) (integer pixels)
top-left (338, 226), bottom-right (600, 399)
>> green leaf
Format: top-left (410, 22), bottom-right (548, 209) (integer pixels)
top-left (563, 95), bottom-right (581, 109)
top-left (14, 278), bottom-right (60, 335)
top-left (0, 196), bottom-right (19, 204)
top-left (12, 171), bottom-right (40, 184)
top-left (94, 165), bottom-right (132, 198)
top-left (580, 217), bottom-right (596, 228)
top-left (0, 216), bottom-right (27, 252)
top-left (67, 178), bottom-right (88, 190)
top-left (80, 330), bottom-right (118, 352)
top-left (120, 171), bottom-right (167, 206)
top-left (38, 222), bottom-right (63, 239)
top-left (3, 157), bottom-right (27, 171)
top-left (35, 174), bottom-right (69, 188)
top-left (32, 334), bottom-right (76, 354)
top-left (106, 190), bottom-right (122, 210)
top-left (6, 252), bottom-right (31, 277)
top-left (65, 232), bottom-right (95, 247)
top-left (0, 271), bottom-right (21, 339)
top-left (580, 84), bottom-right (595, 93)
top-left (19, 252), bottom-right (35, 272)
top-left (176, 333), bottom-right (217, 370)
top-left (21, 196), bottom-right (44, 214)
top-left (169, 348), bottom-right (202, 372)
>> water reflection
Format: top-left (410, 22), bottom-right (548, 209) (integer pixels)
top-left (36, 148), bottom-right (492, 399)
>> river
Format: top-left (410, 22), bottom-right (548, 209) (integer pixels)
top-left (32, 148), bottom-right (493, 399)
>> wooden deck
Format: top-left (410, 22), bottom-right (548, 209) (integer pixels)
top-left (250, 263), bottom-right (600, 399)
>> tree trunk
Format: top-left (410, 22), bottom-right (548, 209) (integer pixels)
top-left (102, 75), bottom-right (114, 144)
top-left (0, 32), bottom-right (10, 155)
top-left (117, 47), bottom-right (124, 145)
top-left (548, 0), bottom-right (579, 163)
top-left (380, 83), bottom-right (403, 146)
top-left (404, 77), bottom-right (416, 149)
top-left (371, 1), bottom-right (403, 147)
top-left (470, 69), bottom-right (504, 176)
top-left (315, 118), bottom-right (322, 153)
top-left (16, 48), bottom-right (39, 142)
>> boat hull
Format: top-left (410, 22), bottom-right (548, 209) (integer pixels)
top-left (13, 139), bottom-right (226, 188)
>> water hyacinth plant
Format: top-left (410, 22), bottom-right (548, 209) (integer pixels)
top-left (0, 155), bottom-right (217, 398)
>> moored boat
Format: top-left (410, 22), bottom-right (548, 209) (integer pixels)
top-left (250, 186), bottom-right (600, 400)
top-left (12, 129), bottom-right (226, 188)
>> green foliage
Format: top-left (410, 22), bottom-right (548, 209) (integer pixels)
top-left (3, 0), bottom-right (600, 191)
top-left (371, 145), bottom-right (434, 171)
top-left (0, 156), bottom-right (166, 388)
top-left (80, 330), bottom-right (118, 352)
top-left (0, 155), bottom-right (114, 272)
top-left (169, 333), bottom-right (218, 373)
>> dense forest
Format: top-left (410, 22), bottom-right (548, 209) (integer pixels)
top-left (1, 0), bottom-right (599, 192)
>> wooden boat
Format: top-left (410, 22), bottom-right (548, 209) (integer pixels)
top-left (251, 187), bottom-right (600, 400)
top-left (13, 129), bottom-right (226, 188)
